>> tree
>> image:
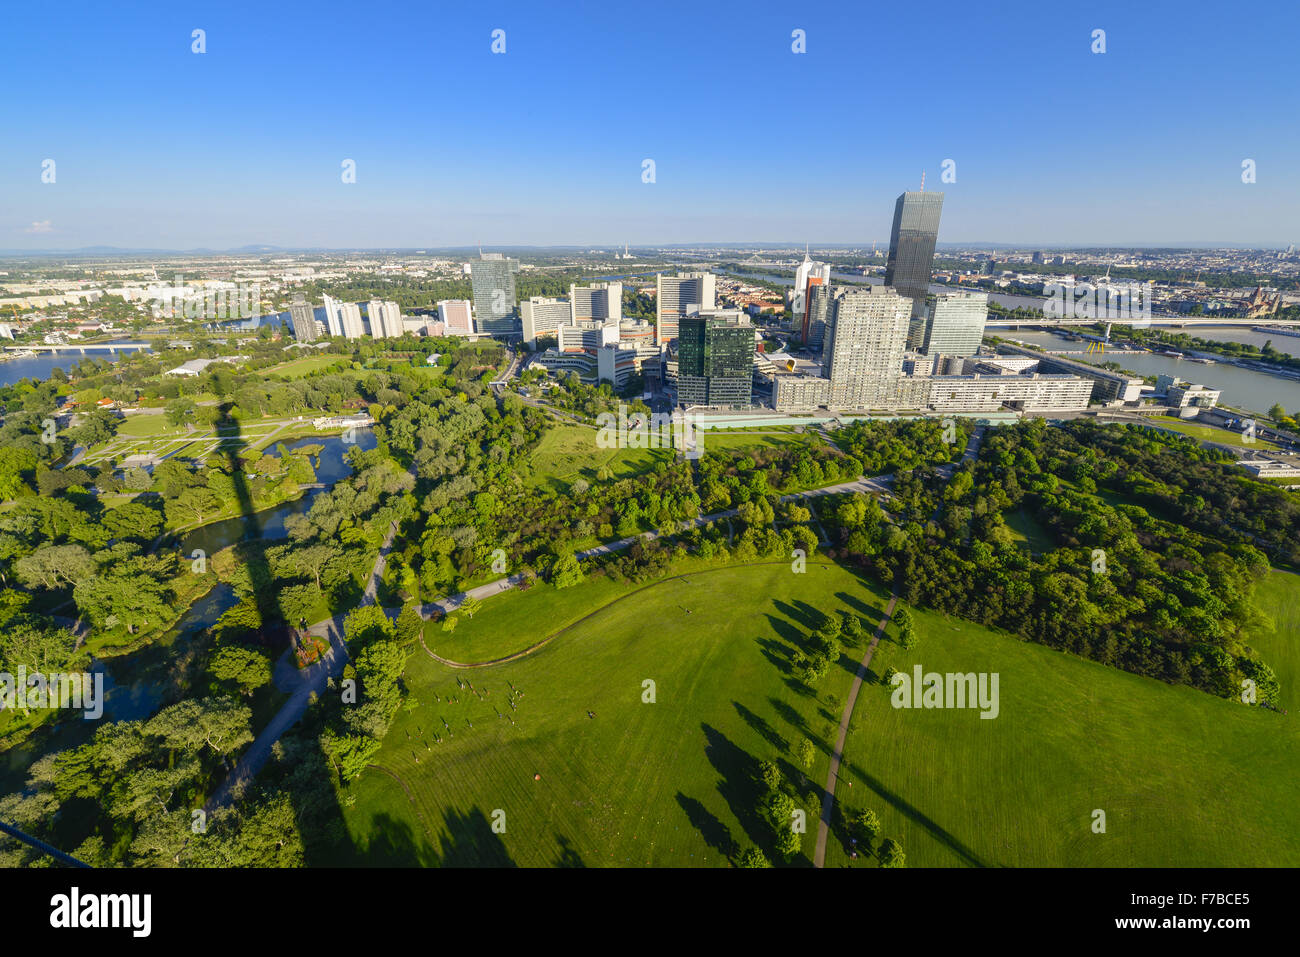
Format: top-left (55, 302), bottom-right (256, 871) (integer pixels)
top-left (879, 837), bottom-right (906, 868)
top-left (797, 738), bottom-right (816, 770)
top-left (15, 543), bottom-right (94, 591)
top-left (208, 646), bottom-right (273, 696)
top-left (550, 550), bottom-right (584, 589)
top-left (164, 397), bottom-right (197, 428)
top-left (757, 759), bottom-right (781, 792)
top-left (459, 595), bottom-right (482, 619)
top-left (735, 847), bottom-right (771, 868)
top-left (854, 808), bottom-right (882, 848)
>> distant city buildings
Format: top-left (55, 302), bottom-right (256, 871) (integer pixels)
top-left (656, 272), bottom-right (715, 346)
top-left (470, 254), bottom-right (520, 335)
top-left (884, 189), bottom-right (944, 347)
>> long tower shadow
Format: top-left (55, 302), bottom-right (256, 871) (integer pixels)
top-left (214, 402), bottom-right (290, 648)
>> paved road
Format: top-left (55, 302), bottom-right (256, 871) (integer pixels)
top-left (813, 592), bottom-right (898, 868)
top-left (811, 431), bottom-right (983, 867)
top-left (206, 512), bottom-right (406, 811)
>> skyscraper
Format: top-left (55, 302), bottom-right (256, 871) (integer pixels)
top-left (367, 300), bottom-right (403, 338)
top-left (471, 255), bottom-right (520, 335)
top-left (288, 296), bottom-right (317, 342)
top-left (570, 281), bottom-right (623, 324)
top-left (656, 272), bottom-right (716, 346)
top-left (824, 286), bottom-right (911, 409)
top-left (676, 314), bottom-right (753, 408)
top-left (923, 292), bottom-right (988, 357)
top-left (794, 249), bottom-right (831, 343)
top-left (884, 190), bottom-right (944, 345)
top-left (322, 294), bottom-right (343, 337)
top-left (338, 302), bottom-right (365, 339)
top-left (803, 282), bottom-right (834, 353)
top-left (520, 296), bottom-right (572, 345)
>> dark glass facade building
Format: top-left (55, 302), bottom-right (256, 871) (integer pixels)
top-left (471, 256), bottom-right (520, 335)
top-left (676, 316), bottom-right (753, 408)
top-left (884, 190), bottom-right (944, 345)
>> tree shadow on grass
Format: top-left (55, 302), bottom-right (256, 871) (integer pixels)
top-left (772, 598), bottom-right (822, 631)
top-left (834, 590), bottom-right (885, 624)
top-left (357, 812), bottom-right (438, 867)
top-left (675, 792), bottom-right (736, 860)
top-left (733, 700), bottom-right (789, 754)
top-left (842, 763), bottom-right (990, 868)
top-left (701, 723), bottom-right (769, 856)
top-left (435, 806), bottom-right (518, 868)
top-left (553, 833), bottom-right (585, 868)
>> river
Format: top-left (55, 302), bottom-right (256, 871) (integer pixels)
top-left (999, 329), bottom-right (1300, 414)
top-left (0, 341), bottom-right (151, 388)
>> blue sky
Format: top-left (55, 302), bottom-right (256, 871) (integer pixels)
top-left (3, 0), bottom-right (1298, 249)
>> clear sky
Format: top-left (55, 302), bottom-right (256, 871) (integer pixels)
top-left (4, 0), bottom-right (1298, 250)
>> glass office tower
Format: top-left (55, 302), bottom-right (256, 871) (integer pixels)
top-left (677, 315), bottom-right (753, 408)
top-left (884, 190), bottom-right (944, 346)
top-left (471, 255), bottom-right (520, 335)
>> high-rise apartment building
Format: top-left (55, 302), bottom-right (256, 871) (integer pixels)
top-left (676, 314), bottom-right (753, 408)
top-left (570, 281), bottom-right (623, 324)
top-left (321, 294), bottom-right (343, 337)
top-left (470, 255), bottom-right (520, 335)
top-left (922, 292), bottom-right (988, 357)
top-left (824, 286), bottom-right (911, 409)
top-left (521, 296), bottom-right (573, 344)
top-left (338, 302), bottom-right (365, 339)
top-left (288, 296), bottom-right (318, 342)
top-left (367, 300), bottom-right (403, 339)
top-left (885, 190), bottom-right (944, 345)
top-left (804, 283), bottom-right (834, 352)
top-left (656, 272), bottom-right (716, 346)
top-left (794, 250), bottom-right (831, 342)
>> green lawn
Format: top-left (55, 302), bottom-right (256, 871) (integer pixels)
top-left (527, 424), bottom-right (668, 491)
top-left (1147, 416), bottom-right (1279, 450)
top-left (824, 596), bottom-right (1300, 868)
top-left (700, 431), bottom-right (819, 452)
top-left (337, 560), bottom-right (890, 866)
top-left (264, 355), bottom-right (342, 379)
top-left (116, 414), bottom-right (175, 438)
top-left (1247, 569), bottom-right (1300, 714)
top-left (1004, 506), bottom-right (1054, 554)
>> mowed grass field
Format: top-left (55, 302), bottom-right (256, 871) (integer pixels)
top-left (527, 424), bottom-right (669, 491)
top-left (824, 591), bottom-right (1300, 868)
top-left (1248, 569), bottom-right (1300, 714)
top-left (264, 354), bottom-right (342, 378)
top-left (339, 560), bottom-right (890, 866)
top-left (1147, 416), bottom-right (1279, 450)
